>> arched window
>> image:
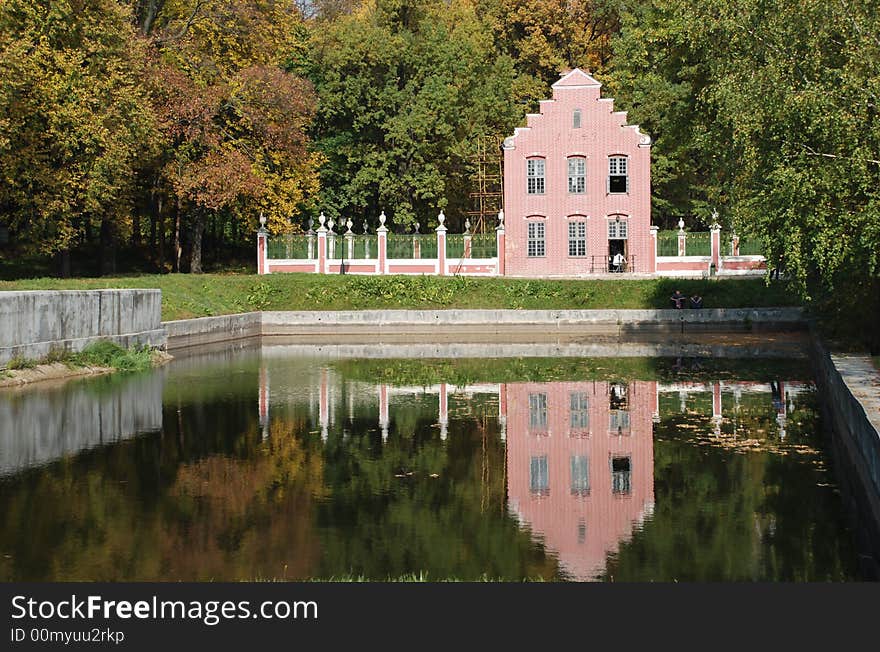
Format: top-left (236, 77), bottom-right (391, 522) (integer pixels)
top-left (573, 109), bottom-right (582, 129)
top-left (526, 157), bottom-right (545, 195)
top-left (527, 218), bottom-right (546, 257)
top-left (568, 157), bottom-right (586, 194)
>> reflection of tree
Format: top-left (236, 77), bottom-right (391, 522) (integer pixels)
top-left (0, 400), bottom-right (326, 581)
top-left (603, 390), bottom-right (857, 581)
top-left (316, 396), bottom-right (560, 580)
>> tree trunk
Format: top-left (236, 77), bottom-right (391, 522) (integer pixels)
top-left (190, 212), bottom-right (205, 274)
top-left (55, 249), bottom-right (71, 278)
top-left (100, 218), bottom-right (117, 276)
top-left (157, 195), bottom-right (165, 272)
top-left (174, 197), bottom-right (182, 273)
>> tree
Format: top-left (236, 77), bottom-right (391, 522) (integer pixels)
top-left (0, 0), bottom-right (158, 275)
top-left (308, 0), bottom-right (523, 229)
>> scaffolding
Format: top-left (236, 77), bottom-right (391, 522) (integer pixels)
top-left (466, 135), bottom-right (504, 234)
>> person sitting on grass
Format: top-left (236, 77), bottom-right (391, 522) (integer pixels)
top-left (670, 289), bottom-right (686, 309)
top-left (690, 293), bottom-right (703, 309)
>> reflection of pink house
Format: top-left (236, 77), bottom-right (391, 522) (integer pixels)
top-left (505, 381), bottom-right (656, 580)
top-left (502, 69), bottom-right (652, 275)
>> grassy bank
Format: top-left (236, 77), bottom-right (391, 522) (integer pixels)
top-left (0, 273), bottom-right (798, 321)
top-left (3, 341), bottom-right (160, 374)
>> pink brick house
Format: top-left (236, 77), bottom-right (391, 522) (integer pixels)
top-left (502, 69), bottom-right (652, 276)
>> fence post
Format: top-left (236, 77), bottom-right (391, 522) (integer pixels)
top-left (317, 212), bottom-right (328, 274)
top-left (345, 218), bottom-right (355, 261)
top-left (710, 219), bottom-right (722, 273)
top-left (496, 209), bottom-right (505, 276)
top-left (327, 218), bottom-right (336, 260)
top-left (436, 210), bottom-right (447, 276)
top-left (413, 223), bottom-right (421, 259)
top-left (256, 212), bottom-right (268, 275)
top-left (677, 218), bottom-right (686, 257)
top-left (306, 218), bottom-right (316, 260)
top-left (363, 221), bottom-right (371, 259)
top-left (463, 218), bottom-right (472, 258)
top-left (649, 225), bottom-right (658, 274)
top-left (377, 210), bottom-right (388, 274)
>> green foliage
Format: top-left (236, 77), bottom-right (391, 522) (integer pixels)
top-left (308, 0), bottom-right (523, 226)
top-left (608, 0), bottom-right (880, 350)
top-left (0, 274), bottom-right (799, 320)
top-left (5, 355), bottom-right (36, 371)
top-left (75, 341), bottom-right (154, 372)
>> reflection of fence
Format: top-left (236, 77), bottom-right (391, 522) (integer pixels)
top-left (685, 232), bottom-right (711, 256)
top-left (267, 234), bottom-right (313, 259)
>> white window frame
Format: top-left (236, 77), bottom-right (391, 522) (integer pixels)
top-left (569, 391), bottom-right (590, 429)
top-left (527, 158), bottom-right (545, 195)
top-left (568, 157), bottom-right (586, 194)
top-left (607, 218), bottom-right (628, 240)
top-left (570, 455), bottom-right (590, 496)
top-left (568, 220), bottom-right (586, 257)
top-left (529, 392), bottom-right (548, 429)
top-left (573, 109), bottom-right (582, 129)
top-left (608, 156), bottom-right (628, 194)
top-left (527, 222), bottom-right (545, 257)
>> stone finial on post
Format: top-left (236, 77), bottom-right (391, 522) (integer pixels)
top-left (463, 217), bottom-right (472, 259)
top-left (316, 211), bottom-right (328, 274)
top-left (496, 209), bottom-right (505, 276)
top-left (436, 209), bottom-right (447, 276)
top-left (257, 211), bottom-right (268, 275)
top-left (677, 218), bottom-right (686, 257)
top-left (377, 210), bottom-right (388, 274)
top-left (709, 210), bottom-right (721, 274)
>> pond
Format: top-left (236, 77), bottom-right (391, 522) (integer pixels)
top-left (0, 342), bottom-right (861, 581)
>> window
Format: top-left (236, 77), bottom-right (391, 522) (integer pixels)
top-left (611, 456), bottom-right (632, 495)
top-left (609, 409), bottom-right (631, 432)
top-left (568, 157), bottom-right (586, 194)
top-left (529, 392), bottom-right (548, 429)
top-left (527, 222), bottom-right (545, 257)
top-left (530, 456), bottom-right (550, 496)
top-left (570, 455), bottom-right (590, 496)
top-left (608, 156), bottom-right (628, 193)
top-left (607, 218), bottom-right (628, 239)
top-left (568, 221), bottom-right (586, 257)
top-left (570, 392), bottom-right (590, 429)
top-left (527, 158), bottom-right (545, 194)
top-left (573, 109), bottom-right (582, 129)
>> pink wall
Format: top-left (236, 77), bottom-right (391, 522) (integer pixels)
top-left (503, 69), bottom-right (652, 276)
top-left (506, 380), bottom-right (655, 580)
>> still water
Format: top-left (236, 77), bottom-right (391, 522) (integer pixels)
top-left (0, 343), bottom-right (860, 581)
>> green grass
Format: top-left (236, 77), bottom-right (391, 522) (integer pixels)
top-left (0, 273), bottom-right (799, 321)
top-left (2, 342), bottom-right (156, 373)
top-left (333, 357), bottom-right (813, 387)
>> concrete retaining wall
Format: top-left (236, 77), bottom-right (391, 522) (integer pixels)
top-left (261, 307), bottom-right (805, 337)
top-left (811, 334), bottom-right (880, 578)
top-left (163, 312), bottom-right (261, 351)
top-left (0, 290), bottom-right (166, 366)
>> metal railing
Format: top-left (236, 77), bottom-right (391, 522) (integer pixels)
top-left (386, 234), bottom-right (437, 259)
top-left (685, 231), bottom-right (711, 256)
top-left (267, 234), bottom-right (314, 259)
top-left (657, 231), bottom-right (679, 256)
top-left (737, 236), bottom-right (763, 256)
top-left (590, 255), bottom-right (637, 273)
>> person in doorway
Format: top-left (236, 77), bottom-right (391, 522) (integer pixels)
top-left (670, 289), bottom-right (685, 309)
top-left (612, 252), bottom-right (626, 272)
top-left (689, 293), bottom-right (703, 309)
